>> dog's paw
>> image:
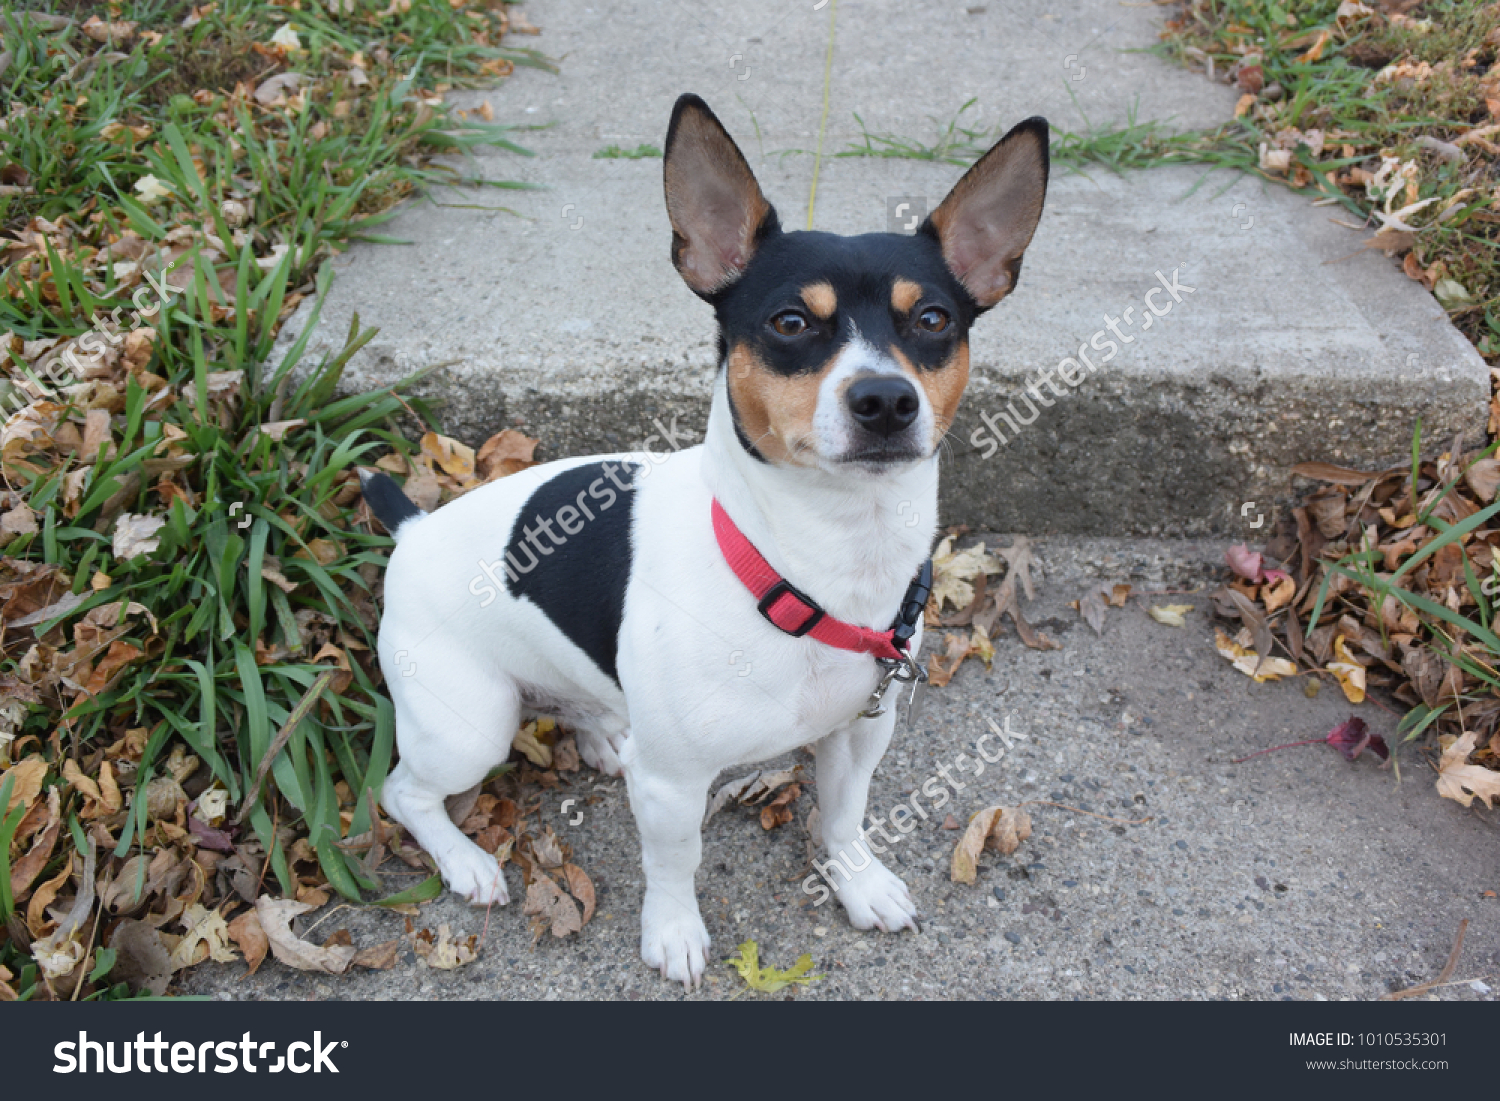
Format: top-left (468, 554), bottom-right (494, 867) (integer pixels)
top-left (834, 859), bottom-right (918, 933)
top-left (440, 843), bottom-right (509, 907)
top-left (577, 727), bottom-right (626, 777)
top-left (640, 893), bottom-right (710, 989)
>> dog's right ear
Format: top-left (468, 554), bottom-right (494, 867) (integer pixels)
top-left (664, 94), bottom-right (779, 299)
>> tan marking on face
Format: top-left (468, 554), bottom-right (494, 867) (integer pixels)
top-left (726, 343), bottom-right (828, 466)
top-left (800, 282), bottom-right (837, 321)
top-left (891, 278), bottom-right (923, 315)
top-left (889, 343), bottom-right (971, 443)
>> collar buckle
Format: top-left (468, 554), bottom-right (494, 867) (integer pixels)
top-left (756, 579), bottom-right (826, 637)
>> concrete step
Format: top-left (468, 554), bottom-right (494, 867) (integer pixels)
top-left (278, 0), bottom-right (1487, 536)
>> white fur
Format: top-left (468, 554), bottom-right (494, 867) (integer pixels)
top-left (376, 369), bottom-right (936, 987)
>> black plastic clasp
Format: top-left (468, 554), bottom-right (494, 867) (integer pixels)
top-left (758, 579), bottom-right (826, 637)
top-left (889, 558), bottom-right (934, 654)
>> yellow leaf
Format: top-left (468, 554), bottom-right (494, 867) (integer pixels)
top-left (724, 940), bottom-right (823, 993)
top-left (1149, 604), bottom-right (1194, 627)
top-left (419, 431), bottom-right (476, 480)
top-left (169, 903), bottom-right (238, 971)
top-left (969, 623), bottom-right (994, 668)
top-left (1213, 629), bottom-right (1299, 682)
top-left (930, 535), bottom-right (1001, 613)
top-left (1436, 731), bottom-right (1500, 809)
top-left (512, 717), bottom-right (554, 768)
top-left (951, 804), bottom-right (1032, 884)
top-left (1325, 635), bottom-right (1366, 704)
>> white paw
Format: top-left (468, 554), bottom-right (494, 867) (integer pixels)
top-left (640, 892), bottom-right (710, 989)
top-left (833, 859), bottom-right (918, 933)
top-left (577, 728), bottom-right (625, 777)
top-left (438, 841), bottom-right (510, 907)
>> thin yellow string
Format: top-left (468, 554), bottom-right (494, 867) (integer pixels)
top-left (806, 0), bottom-right (838, 230)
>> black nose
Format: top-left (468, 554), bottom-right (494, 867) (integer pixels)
top-left (845, 376), bottom-right (921, 437)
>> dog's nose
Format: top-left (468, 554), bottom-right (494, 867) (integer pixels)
top-left (845, 376), bottom-right (921, 437)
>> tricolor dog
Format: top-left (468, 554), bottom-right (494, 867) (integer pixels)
top-left (360, 94), bottom-right (1049, 986)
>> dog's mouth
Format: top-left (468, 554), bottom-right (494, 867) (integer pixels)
top-left (831, 442), bottom-right (929, 468)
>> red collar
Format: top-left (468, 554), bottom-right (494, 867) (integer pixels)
top-left (712, 498), bottom-right (921, 662)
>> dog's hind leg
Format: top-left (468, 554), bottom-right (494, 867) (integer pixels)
top-left (381, 663), bottom-right (520, 907)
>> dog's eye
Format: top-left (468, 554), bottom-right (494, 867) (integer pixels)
top-left (917, 307), bottom-right (950, 333)
top-left (770, 310), bottom-right (809, 337)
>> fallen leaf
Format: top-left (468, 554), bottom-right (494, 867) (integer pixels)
top-left (724, 940), bottom-right (823, 994)
top-left (227, 910), bottom-right (269, 976)
top-left (169, 903), bottom-right (238, 971)
top-left (523, 876), bottom-right (581, 941)
top-left (1078, 587), bottom-right (1108, 635)
top-left (1326, 635), bottom-right (1367, 704)
top-left (930, 536), bottom-right (1001, 614)
top-left (758, 783), bottom-right (800, 830)
top-left (255, 896), bottom-right (355, 974)
top-left (352, 939), bottom-right (401, 970)
top-left (950, 804), bottom-right (1032, 883)
top-left (1150, 604), bottom-right (1194, 627)
top-left (562, 863), bottom-right (596, 924)
top-left (1214, 628), bottom-right (1299, 682)
top-left (108, 919), bottom-right (173, 995)
top-left (1, 755), bottom-right (47, 811)
top-left (111, 513), bottom-right (165, 560)
top-left (476, 429), bottom-right (539, 481)
top-left (1436, 730), bottom-right (1500, 809)
top-left (705, 767), bottom-right (802, 822)
top-left (511, 717), bottom-right (553, 768)
top-left (1325, 716), bottom-right (1388, 762)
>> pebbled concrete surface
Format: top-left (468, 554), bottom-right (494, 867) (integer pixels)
top-left (182, 536), bottom-right (1500, 1001)
top-left (277, 0), bottom-right (1486, 536)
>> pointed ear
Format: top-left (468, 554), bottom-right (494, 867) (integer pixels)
top-left (923, 117), bottom-right (1049, 310)
top-left (663, 94), bottom-right (779, 298)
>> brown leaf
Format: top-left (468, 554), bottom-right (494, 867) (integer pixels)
top-left (419, 431), bottom-right (476, 480)
top-left (562, 863), bottom-right (596, 924)
top-left (26, 851), bottom-right (73, 937)
top-left (950, 805), bottom-right (1032, 883)
top-left (1464, 459), bottom-right (1500, 503)
top-left (255, 896), bottom-right (356, 974)
top-left (926, 631), bottom-right (973, 687)
top-left (107, 918), bottom-right (173, 995)
top-left (523, 875), bottom-right (582, 940)
top-left (758, 782), bottom-right (800, 830)
top-left (1107, 583), bottom-right (1131, 607)
top-left (352, 938), bottom-right (400, 970)
top-left (476, 429), bottom-right (540, 481)
top-left (1436, 731), bottom-right (1500, 809)
top-left (8, 786), bottom-right (60, 899)
top-left (411, 923), bottom-right (480, 968)
top-left (1, 756), bottom-right (47, 812)
top-left (227, 909), bottom-right (269, 976)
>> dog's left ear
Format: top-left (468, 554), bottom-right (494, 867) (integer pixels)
top-left (663, 94), bottom-right (780, 299)
top-left (923, 117), bottom-right (1049, 310)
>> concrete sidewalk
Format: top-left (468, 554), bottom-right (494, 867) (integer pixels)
top-left (278, 0), bottom-right (1485, 535)
top-left (182, 536), bottom-right (1499, 1001)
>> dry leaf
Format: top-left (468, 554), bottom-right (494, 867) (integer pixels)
top-left (352, 939), bottom-right (401, 970)
top-left (562, 863), bottom-right (596, 925)
top-left (227, 910), bottom-right (269, 976)
top-left (523, 876), bottom-right (582, 941)
top-left (169, 903), bottom-right (238, 971)
top-left (1436, 730), bottom-right (1500, 809)
top-left (1, 755), bottom-right (47, 811)
top-left (255, 896), bottom-right (355, 974)
top-left (950, 805), bottom-right (1032, 883)
top-left (705, 767), bottom-right (801, 822)
top-left (1215, 628), bottom-right (1299, 682)
top-left (1150, 604), bottom-right (1194, 627)
top-left (111, 512), bottom-right (165, 560)
top-left (1326, 635), bottom-right (1367, 704)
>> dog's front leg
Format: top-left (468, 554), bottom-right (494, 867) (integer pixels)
top-left (814, 713), bottom-right (919, 933)
top-left (625, 762), bottom-right (713, 988)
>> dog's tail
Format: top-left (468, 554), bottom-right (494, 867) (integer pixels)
top-left (358, 469), bottom-right (425, 539)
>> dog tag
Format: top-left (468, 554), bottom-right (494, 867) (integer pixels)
top-left (903, 674), bottom-right (928, 728)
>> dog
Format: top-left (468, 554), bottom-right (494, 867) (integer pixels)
top-left (359, 94), bottom-right (1049, 987)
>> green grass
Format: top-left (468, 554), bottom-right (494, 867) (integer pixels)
top-left (0, 0), bottom-right (546, 998)
top-left (592, 143), bottom-right (662, 159)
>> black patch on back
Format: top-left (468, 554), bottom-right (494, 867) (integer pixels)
top-left (504, 461), bottom-right (640, 685)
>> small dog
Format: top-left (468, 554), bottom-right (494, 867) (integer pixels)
top-left (360, 94), bottom-right (1048, 986)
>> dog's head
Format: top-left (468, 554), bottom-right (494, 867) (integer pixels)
top-left (664, 94), bottom-right (1048, 474)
